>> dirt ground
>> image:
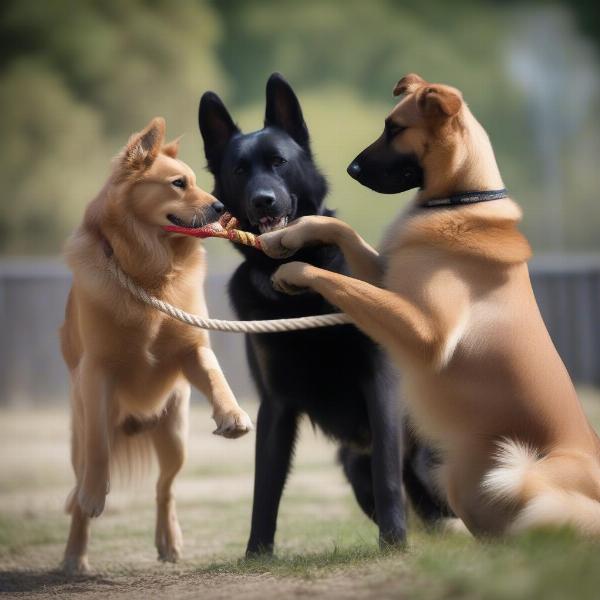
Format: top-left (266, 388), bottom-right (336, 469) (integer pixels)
top-left (3, 391), bottom-right (600, 600)
top-left (0, 402), bottom-right (399, 599)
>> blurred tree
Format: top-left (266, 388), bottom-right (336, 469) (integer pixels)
top-left (210, 0), bottom-right (539, 241)
top-left (0, 0), bottom-right (597, 253)
top-left (0, 0), bottom-right (225, 253)
top-left (496, 0), bottom-right (600, 49)
top-left (211, 0), bottom-right (600, 252)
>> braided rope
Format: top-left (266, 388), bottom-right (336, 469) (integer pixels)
top-left (106, 260), bottom-right (351, 333)
top-left (162, 212), bottom-right (263, 249)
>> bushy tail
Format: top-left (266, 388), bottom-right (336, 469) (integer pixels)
top-left (482, 439), bottom-right (600, 536)
top-left (65, 426), bottom-right (154, 514)
top-left (110, 426), bottom-right (155, 485)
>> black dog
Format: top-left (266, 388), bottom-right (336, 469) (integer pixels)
top-left (199, 74), bottom-right (448, 555)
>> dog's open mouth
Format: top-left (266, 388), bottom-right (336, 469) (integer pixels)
top-left (167, 213), bottom-right (204, 229)
top-left (258, 215), bottom-right (288, 234)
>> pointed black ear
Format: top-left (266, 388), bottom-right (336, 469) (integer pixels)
top-left (264, 73), bottom-right (310, 151)
top-left (198, 92), bottom-right (240, 171)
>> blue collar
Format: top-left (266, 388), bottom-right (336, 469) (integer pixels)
top-left (420, 188), bottom-right (508, 209)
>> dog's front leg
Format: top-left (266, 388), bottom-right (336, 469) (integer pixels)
top-left (77, 358), bottom-right (111, 518)
top-left (183, 346), bottom-right (253, 438)
top-left (272, 262), bottom-right (437, 361)
top-left (260, 216), bottom-right (383, 285)
top-left (247, 399), bottom-right (298, 556)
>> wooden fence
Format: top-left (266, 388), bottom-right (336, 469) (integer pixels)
top-left (0, 256), bottom-right (598, 406)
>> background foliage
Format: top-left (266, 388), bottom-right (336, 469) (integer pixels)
top-left (0, 0), bottom-right (598, 255)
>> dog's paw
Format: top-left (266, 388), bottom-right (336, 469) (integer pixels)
top-left (62, 553), bottom-right (91, 576)
top-left (77, 479), bottom-right (108, 518)
top-left (156, 518), bottom-right (183, 563)
top-left (271, 261), bottom-right (313, 295)
top-left (213, 409), bottom-right (254, 439)
top-left (258, 230), bottom-right (297, 259)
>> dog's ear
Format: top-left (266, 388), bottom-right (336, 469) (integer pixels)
top-left (265, 73), bottom-right (310, 151)
top-left (393, 73), bottom-right (425, 97)
top-left (121, 117), bottom-right (165, 174)
top-left (199, 92), bottom-right (240, 171)
top-left (162, 136), bottom-right (182, 159)
top-left (417, 85), bottom-right (463, 118)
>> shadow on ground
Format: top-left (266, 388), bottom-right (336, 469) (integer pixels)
top-left (0, 569), bottom-right (117, 593)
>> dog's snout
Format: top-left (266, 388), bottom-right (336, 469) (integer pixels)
top-left (212, 200), bottom-right (225, 214)
top-left (251, 191), bottom-right (276, 210)
top-left (347, 162), bottom-right (361, 179)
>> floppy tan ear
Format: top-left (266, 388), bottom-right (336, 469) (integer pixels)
top-left (393, 73), bottom-right (425, 97)
top-left (122, 117), bottom-right (166, 172)
top-left (162, 135), bottom-right (183, 159)
top-left (417, 85), bottom-right (463, 118)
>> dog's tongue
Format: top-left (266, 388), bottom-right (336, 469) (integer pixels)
top-left (163, 212), bottom-right (238, 238)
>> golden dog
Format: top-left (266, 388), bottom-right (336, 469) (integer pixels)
top-left (61, 117), bottom-right (252, 573)
top-left (260, 74), bottom-right (600, 537)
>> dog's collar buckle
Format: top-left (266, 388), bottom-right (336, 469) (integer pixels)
top-left (421, 188), bottom-right (508, 209)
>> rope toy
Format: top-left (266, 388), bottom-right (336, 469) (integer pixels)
top-left (163, 213), bottom-right (262, 250)
top-left (103, 212), bottom-right (352, 333)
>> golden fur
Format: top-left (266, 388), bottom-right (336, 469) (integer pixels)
top-left (61, 117), bottom-right (252, 574)
top-left (260, 74), bottom-right (600, 537)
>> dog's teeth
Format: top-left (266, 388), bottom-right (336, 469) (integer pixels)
top-left (257, 217), bottom-right (288, 234)
top-left (191, 214), bottom-right (198, 228)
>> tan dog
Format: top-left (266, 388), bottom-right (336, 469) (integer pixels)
top-left (61, 117), bottom-right (253, 574)
top-left (260, 74), bottom-right (600, 537)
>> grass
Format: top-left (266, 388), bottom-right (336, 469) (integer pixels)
top-left (1, 389), bottom-right (600, 598)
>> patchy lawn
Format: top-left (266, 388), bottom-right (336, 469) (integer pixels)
top-left (1, 389), bottom-right (600, 599)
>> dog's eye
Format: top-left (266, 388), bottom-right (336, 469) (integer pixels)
top-left (234, 165), bottom-right (246, 175)
top-left (386, 124), bottom-right (407, 142)
top-left (271, 156), bottom-right (287, 167)
top-left (171, 178), bottom-right (186, 189)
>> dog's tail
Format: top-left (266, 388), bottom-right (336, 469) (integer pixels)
top-left (64, 421), bottom-right (154, 515)
top-left (482, 438), bottom-right (600, 536)
top-left (110, 423), bottom-right (155, 485)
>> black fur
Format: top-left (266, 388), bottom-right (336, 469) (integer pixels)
top-left (199, 73), bottom-right (449, 555)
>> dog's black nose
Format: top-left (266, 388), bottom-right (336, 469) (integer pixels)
top-left (212, 201), bottom-right (225, 214)
top-left (251, 191), bottom-right (276, 210)
top-left (347, 162), bottom-right (361, 179)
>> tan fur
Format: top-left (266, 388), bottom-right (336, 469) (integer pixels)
top-left (60, 117), bottom-right (252, 574)
top-left (261, 75), bottom-right (600, 537)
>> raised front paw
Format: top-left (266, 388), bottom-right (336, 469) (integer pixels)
top-left (213, 409), bottom-right (254, 439)
top-left (259, 215), bottom-right (330, 259)
top-left (77, 478), bottom-right (109, 518)
top-left (271, 261), bottom-right (314, 295)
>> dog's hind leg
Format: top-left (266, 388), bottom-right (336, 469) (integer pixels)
top-left (363, 366), bottom-right (407, 548)
top-left (63, 503), bottom-right (91, 574)
top-left (403, 439), bottom-right (454, 525)
top-left (77, 358), bottom-right (111, 519)
top-left (63, 388), bottom-right (92, 574)
top-left (152, 383), bottom-right (189, 562)
top-left (339, 446), bottom-right (376, 521)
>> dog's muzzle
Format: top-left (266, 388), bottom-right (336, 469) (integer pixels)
top-left (167, 202), bottom-right (224, 229)
top-left (347, 152), bottom-right (424, 194)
